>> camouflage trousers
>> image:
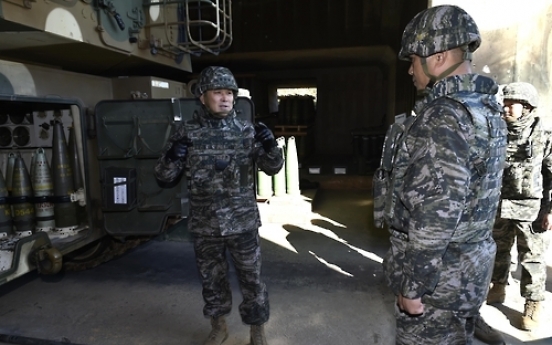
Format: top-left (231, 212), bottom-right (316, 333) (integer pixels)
top-left (383, 232), bottom-right (494, 311)
top-left (192, 229), bottom-right (269, 325)
top-left (395, 302), bottom-right (477, 345)
top-left (492, 218), bottom-right (551, 301)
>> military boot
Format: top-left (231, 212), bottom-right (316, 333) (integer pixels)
top-left (487, 283), bottom-right (506, 304)
top-left (250, 324), bottom-right (268, 345)
top-left (521, 300), bottom-right (542, 331)
top-left (474, 314), bottom-right (505, 345)
top-left (203, 316), bottom-right (228, 345)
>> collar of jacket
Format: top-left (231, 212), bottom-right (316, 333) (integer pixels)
top-left (193, 107), bottom-right (237, 128)
top-left (414, 74), bottom-right (499, 115)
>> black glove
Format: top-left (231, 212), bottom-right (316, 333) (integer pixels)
top-left (254, 122), bottom-right (276, 152)
top-left (166, 140), bottom-right (188, 162)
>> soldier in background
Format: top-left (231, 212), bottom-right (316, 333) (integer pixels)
top-left (476, 82), bottom-right (552, 337)
top-left (154, 66), bottom-right (284, 345)
top-left (376, 5), bottom-right (507, 344)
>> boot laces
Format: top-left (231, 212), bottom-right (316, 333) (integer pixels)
top-left (525, 301), bottom-right (538, 318)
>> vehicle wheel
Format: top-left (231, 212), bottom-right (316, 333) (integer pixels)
top-left (63, 236), bottom-right (150, 271)
top-left (64, 236), bottom-right (112, 263)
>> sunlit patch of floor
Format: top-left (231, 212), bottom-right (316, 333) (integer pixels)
top-left (259, 223), bottom-right (297, 254)
top-left (477, 244), bottom-right (552, 345)
top-left (259, 211), bottom-right (383, 278)
top-left (478, 277), bottom-right (552, 344)
top-left (257, 189), bottom-right (552, 344)
top-left (309, 251), bottom-right (354, 277)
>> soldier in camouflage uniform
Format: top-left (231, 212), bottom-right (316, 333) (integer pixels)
top-left (154, 66), bottom-right (284, 345)
top-left (376, 5), bottom-right (507, 344)
top-left (484, 82), bottom-right (552, 331)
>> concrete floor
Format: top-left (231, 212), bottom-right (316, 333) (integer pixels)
top-left (0, 189), bottom-right (550, 345)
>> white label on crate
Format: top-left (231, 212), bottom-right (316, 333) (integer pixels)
top-left (113, 177), bottom-right (127, 204)
top-left (151, 80), bottom-right (169, 89)
top-left (395, 113), bottom-right (407, 124)
top-left (308, 167), bottom-right (321, 174)
top-left (334, 167), bottom-right (347, 175)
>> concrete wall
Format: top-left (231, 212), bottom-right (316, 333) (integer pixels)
top-left (431, 0), bottom-right (552, 127)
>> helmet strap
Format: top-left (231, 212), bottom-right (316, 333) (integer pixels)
top-left (420, 54), bottom-right (467, 91)
top-left (421, 57), bottom-right (437, 91)
top-left (203, 105), bottom-right (227, 119)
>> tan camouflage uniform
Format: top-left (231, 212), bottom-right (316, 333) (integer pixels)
top-left (492, 83), bottom-right (552, 302)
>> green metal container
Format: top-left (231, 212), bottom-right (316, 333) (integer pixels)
top-left (257, 169), bottom-right (273, 199)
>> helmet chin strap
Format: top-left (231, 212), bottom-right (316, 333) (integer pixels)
top-left (205, 106), bottom-right (227, 119)
top-left (210, 112), bottom-right (226, 119)
top-left (419, 52), bottom-right (471, 94)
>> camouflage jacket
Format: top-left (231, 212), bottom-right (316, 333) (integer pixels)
top-left (154, 107), bottom-right (284, 236)
top-left (499, 114), bottom-right (552, 221)
top-left (385, 74), bottom-right (507, 304)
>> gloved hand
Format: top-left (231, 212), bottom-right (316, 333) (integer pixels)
top-left (254, 122), bottom-right (276, 152)
top-left (166, 140), bottom-right (188, 162)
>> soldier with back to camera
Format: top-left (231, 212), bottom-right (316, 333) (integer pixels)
top-left (154, 66), bottom-right (284, 345)
top-left (373, 5), bottom-right (507, 344)
top-left (475, 82), bottom-right (552, 342)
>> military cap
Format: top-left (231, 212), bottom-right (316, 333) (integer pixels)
top-left (398, 5), bottom-right (481, 61)
top-left (502, 82), bottom-right (539, 108)
top-left (196, 66), bottom-right (238, 97)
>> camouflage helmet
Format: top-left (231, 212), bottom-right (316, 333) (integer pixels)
top-left (398, 5), bottom-right (481, 61)
top-left (502, 82), bottom-right (539, 108)
top-left (195, 66), bottom-right (238, 96)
